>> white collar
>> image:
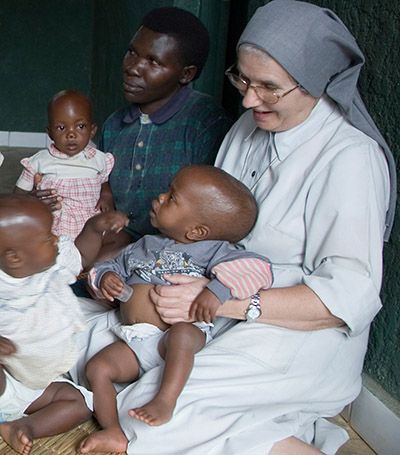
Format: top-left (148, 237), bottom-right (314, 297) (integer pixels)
top-left (244, 96), bottom-right (339, 162)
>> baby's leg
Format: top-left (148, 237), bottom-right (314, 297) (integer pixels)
top-left (0, 381), bottom-right (91, 455)
top-left (130, 322), bottom-right (206, 426)
top-left (79, 340), bottom-right (140, 454)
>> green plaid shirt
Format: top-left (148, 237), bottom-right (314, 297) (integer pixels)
top-left (99, 87), bottom-right (233, 241)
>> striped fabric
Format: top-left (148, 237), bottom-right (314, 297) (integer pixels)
top-left (211, 258), bottom-right (273, 299)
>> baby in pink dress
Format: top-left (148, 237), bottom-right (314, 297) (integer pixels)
top-left (14, 89), bottom-right (114, 239)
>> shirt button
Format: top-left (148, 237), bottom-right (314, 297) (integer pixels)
top-left (135, 164), bottom-right (142, 170)
top-left (138, 141), bottom-right (144, 147)
top-left (251, 170), bottom-right (256, 177)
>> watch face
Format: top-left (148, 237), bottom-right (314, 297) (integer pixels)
top-left (247, 306), bottom-right (261, 321)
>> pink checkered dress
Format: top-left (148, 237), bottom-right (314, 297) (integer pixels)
top-left (17, 145), bottom-right (114, 239)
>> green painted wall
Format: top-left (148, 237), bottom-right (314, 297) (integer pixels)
top-left (0, 0), bottom-right (94, 132)
top-left (0, 0), bottom-right (399, 405)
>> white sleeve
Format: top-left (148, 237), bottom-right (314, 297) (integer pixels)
top-left (302, 142), bottom-right (389, 336)
top-left (57, 236), bottom-right (83, 278)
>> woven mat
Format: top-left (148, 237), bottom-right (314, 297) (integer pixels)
top-left (0, 418), bottom-right (123, 455)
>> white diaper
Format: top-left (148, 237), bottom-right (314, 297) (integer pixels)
top-left (111, 322), bottom-right (162, 342)
top-left (112, 322), bottom-right (214, 377)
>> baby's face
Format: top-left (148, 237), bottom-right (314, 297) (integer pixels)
top-left (150, 169), bottom-right (202, 243)
top-left (47, 96), bottom-right (97, 156)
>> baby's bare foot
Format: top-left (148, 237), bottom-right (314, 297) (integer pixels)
top-left (128, 396), bottom-right (175, 426)
top-left (78, 428), bottom-right (127, 453)
top-left (0, 420), bottom-right (34, 455)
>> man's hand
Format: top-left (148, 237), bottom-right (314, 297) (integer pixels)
top-left (95, 182), bottom-right (114, 213)
top-left (189, 288), bottom-right (221, 323)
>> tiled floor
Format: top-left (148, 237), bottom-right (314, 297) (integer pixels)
top-left (330, 415), bottom-right (376, 454)
top-left (0, 148), bottom-right (378, 454)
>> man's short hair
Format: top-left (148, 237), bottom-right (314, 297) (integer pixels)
top-left (142, 7), bottom-right (210, 80)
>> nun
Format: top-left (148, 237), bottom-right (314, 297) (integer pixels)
top-left (69, 1), bottom-right (396, 454)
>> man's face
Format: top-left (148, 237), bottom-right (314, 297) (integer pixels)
top-left (122, 26), bottom-right (189, 114)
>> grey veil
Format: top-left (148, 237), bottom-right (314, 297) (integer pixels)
top-left (238, 0), bottom-right (396, 241)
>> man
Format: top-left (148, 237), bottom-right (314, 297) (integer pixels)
top-left (96, 7), bottom-right (233, 261)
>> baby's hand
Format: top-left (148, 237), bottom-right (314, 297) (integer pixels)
top-left (0, 336), bottom-right (17, 358)
top-left (89, 211), bottom-right (129, 234)
top-left (189, 288), bottom-right (221, 323)
top-left (100, 271), bottom-right (125, 301)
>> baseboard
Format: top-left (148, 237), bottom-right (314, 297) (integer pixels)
top-left (345, 380), bottom-right (400, 455)
top-left (0, 131), bottom-right (51, 148)
top-left (0, 131), bottom-right (96, 149)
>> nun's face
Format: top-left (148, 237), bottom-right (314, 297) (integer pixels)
top-left (237, 50), bottom-right (318, 132)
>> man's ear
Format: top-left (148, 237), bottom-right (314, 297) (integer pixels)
top-left (180, 65), bottom-right (197, 85)
top-left (90, 123), bottom-right (98, 139)
top-left (4, 249), bottom-right (23, 270)
top-left (186, 224), bottom-right (210, 241)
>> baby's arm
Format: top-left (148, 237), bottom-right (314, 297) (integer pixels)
top-left (190, 256), bottom-right (274, 323)
top-left (75, 211), bottom-right (129, 271)
top-left (0, 336), bottom-right (17, 357)
top-left (189, 288), bottom-right (221, 323)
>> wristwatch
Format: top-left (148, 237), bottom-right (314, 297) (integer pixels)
top-left (245, 292), bottom-right (262, 323)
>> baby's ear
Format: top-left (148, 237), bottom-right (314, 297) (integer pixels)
top-left (186, 225), bottom-right (210, 242)
top-left (90, 123), bottom-right (98, 139)
top-left (4, 249), bottom-right (23, 270)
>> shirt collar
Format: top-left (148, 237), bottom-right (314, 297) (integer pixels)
top-left (273, 96), bottom-right (337, 161)
top-left (122, 86), bottom-right (192, 125)
top-left (49, 144), bottom-right (97, 159)
top-left (244, 96), bottom-right (337, 161)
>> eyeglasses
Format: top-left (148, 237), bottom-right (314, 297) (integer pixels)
top-left (225, 63), bottom-right (300, 105)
